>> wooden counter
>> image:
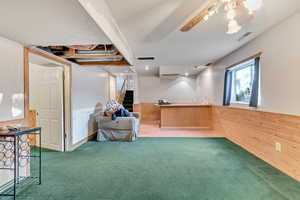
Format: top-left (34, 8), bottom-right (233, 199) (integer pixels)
top-left (157, 104), bottom-right (212, 128)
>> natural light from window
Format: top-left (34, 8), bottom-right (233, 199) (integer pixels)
top-left (231, 59), bottom-right (255, 104)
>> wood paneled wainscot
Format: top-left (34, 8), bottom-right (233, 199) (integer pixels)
top-left (159, 104), bottom-right (212, 129)
top-left (212, 106), bottom-right (300, 181)
top-left (133, 103), bottom-right (160, 121)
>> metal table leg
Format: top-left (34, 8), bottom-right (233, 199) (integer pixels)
top-left (39, 129), bottom-right (42, 185)
top-left (13, 136), bottom-right (17, 200)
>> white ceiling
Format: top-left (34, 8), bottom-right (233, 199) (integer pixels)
top-left (160, 65), bottom-right (207, 77)
top-left (106, 0), bottom-right (300, 68)
top-left (0, 0), bottom-right (110, 46)
top-left (135, 65), bottom-right (160, 77)
top-left (134, 64), bottom-right (207, 77)
top-left (103, 66), bottom-right (134, 75)
top-left (0, 0), bottom-right (299, 76)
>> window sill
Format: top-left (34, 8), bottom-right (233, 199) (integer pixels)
top-left (230, 102), bottom-right (249, 107)
top-left (230, 102), bottom-right (259, 109)
top-left (231, 101), bottom-right (248, 105)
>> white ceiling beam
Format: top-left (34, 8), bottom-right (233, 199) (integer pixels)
top-left (78, 0), bottom-right (135, 65)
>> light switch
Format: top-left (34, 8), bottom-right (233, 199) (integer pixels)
top-left (275, 142), bottom-right (281, 152)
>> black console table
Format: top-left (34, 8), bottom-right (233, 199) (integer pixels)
top-left (0, 127), bottom-right (42, 200)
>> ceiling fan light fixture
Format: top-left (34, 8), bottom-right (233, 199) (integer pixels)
top-left (244, 0), bottom-right (263, 13)
top-left (227, 19), bottom-right (241, 34)
top-left (227, 9), bottom-right (236, 20)
top-left (181, 0), bottom-right (263, 33)
top-left (204, 14), bottom-right (209, 21)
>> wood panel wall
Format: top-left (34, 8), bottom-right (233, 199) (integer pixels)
top-left (134, 103), bottom-right (300, 181)
top-left (28, 110), bottom-right (37, 145)
top-left (212, 106), bottom-right (300, 181)
top-left (160, 105), bottom-right (212, 128)
top-left (133, 104), bottom-right (141, 113)
top-left (133, 103), bottom-right (160, 121)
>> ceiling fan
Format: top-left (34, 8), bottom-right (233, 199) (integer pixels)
top-left (180, 0), bottom-right (263, 34)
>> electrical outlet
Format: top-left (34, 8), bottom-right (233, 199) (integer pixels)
top-left (275, 142), bottom-right (281, 152)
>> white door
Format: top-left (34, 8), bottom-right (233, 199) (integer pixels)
top-left (29, 63), bottom-right (64, 151)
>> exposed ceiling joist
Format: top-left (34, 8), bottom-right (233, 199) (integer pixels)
top-left (38, 44), bottom-right (130, 66)
top-left (60, 54), bottom-right (123, 59)
top-left (78, 0), bottom-right (135, 65)
top-left (79, 50), bottom-right (116, 54)
top-left (77, 60), bottom-right (130, 66)
top-left (68, 48), bottom-right (76, 57)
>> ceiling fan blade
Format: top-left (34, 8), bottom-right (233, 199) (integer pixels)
top-left (180, 2), bottom-right (216, 32)
top-left (181, 0), bottom-right (246, 32)
top-left (144, 0), bottom-right (208, 42)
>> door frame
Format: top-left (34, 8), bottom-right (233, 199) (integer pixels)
top-left (25, 47), bottom-right (72, 152)
top-left (109, 74), bottom-right (117, 100)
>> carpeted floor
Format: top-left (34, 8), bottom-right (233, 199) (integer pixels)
top-left (11, 138), bottom-right (300, 200)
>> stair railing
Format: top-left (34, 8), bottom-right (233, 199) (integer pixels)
top-left (117, 78), bottom-right (128, 104)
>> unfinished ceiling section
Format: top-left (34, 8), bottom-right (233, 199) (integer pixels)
top-left (38, 44), bottom-right (130, 66)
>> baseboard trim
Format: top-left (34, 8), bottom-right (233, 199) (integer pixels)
top-left (160, 126), bottom-right (212, 130)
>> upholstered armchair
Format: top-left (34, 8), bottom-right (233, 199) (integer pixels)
top-left (97, 112), bottom-right (140, 142)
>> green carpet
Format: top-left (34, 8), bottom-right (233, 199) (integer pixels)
top-left (11, 138), bottom-right (300, 199)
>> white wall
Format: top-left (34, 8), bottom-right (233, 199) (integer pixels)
top-left (72, 66), bottom-right (109, 144)
top-left (196, 12), bottom-right (300, 115)
top-left (196, 67), bottom-right (225, 105)
top-left (138, 75), bottom-right (197, 103)
top-left (0, 36), bottom-right (28, 189)
top-left (0, 36), bottom-right (24, 121)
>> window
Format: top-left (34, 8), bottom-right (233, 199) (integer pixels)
top-left (230, 59), bottom-right (256, 104)
top-left (223, 55), bottom-right (260, 107)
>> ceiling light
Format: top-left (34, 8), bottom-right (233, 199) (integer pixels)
top-left (227, 19), bottom-right (241, 34)
top-left (244, 0), bottom-right (263, 13)
top-left (185, 72), bottom-right (189, 76)
top-left (208, 10), bottom-right (215, 16)
top-left (227, 9), bottom-right (236, 20)
top-left (204, 14), bottom-right (209, 21)
top-left (145, 65), bottom-right (150, 71)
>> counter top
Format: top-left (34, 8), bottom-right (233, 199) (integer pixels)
top-left (156, 104), bottom-right (212, 107)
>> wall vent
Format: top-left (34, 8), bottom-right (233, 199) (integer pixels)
top-left (160, 74), bottom-right (180, 77)
top-left (238, 32), bottom-right (253, 42)
top-left (137, 57), bottom-right (155, 60)
top-left (160, 73), bottom-right (180, 79)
